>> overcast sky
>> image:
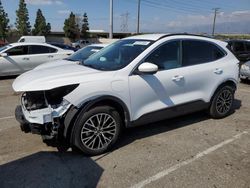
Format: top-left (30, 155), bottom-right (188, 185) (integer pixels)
top-left (2, 0), bottom-right (250, 34)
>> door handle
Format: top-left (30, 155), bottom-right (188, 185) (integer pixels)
top-left (214, 68), bottom-right (223, 74)
top-left (48, 55), bottom-right (54, 58)
top-left (22, 57), bottom-right (29, 60)
top-left (172, 75), bottom-right (184, 81)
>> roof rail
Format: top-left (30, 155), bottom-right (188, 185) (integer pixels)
top-left (157, 33), bottom-right (213, 40)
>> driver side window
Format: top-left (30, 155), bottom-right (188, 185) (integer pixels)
top-left (6, 46), bottom-right (29, 56)
top-left (144, 41), bottom-right (181, 70)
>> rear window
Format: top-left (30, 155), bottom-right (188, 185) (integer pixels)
top-left (245, 42), bottom-right (250, 51)
top-left (233, 42), bottom-right (245, 52)
top-left (29, 45), bottom-right (57, 54)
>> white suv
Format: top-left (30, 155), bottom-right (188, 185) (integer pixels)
top-left (13, 34), bottom-right (239, 155)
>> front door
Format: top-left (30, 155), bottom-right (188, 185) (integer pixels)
top-left (129, 40), bottom-right (189, 121)
top-left (0, 45), bottom-right (29, 75)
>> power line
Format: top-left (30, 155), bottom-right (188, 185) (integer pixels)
top-left (142, 0), bottom-right (212, 15)
top-left (154, 0), bottom-right (213, 13)
top-left (161, 0), bottom-right (236, 10)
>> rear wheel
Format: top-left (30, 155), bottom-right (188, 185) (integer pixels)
top-left (209, 85), bottom-right (235, 119)
top-left (73, 106), bottom-right (121, 155)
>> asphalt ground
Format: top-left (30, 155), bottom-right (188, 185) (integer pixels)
top-left (0, 77), bottom-right (249, 188)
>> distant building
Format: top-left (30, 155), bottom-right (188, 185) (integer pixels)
top-left (48, 30), bottom-right (132, 39)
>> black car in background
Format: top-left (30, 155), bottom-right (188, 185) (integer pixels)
top-left (48, 42), bottom-right (78, 52)
top-left (227, 40), bottom-right (250, 63)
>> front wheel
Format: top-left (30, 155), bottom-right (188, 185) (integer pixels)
top-left (73, 106), bottom-right (122, 155)
top-left (209, 85), bottom-right (235, 119)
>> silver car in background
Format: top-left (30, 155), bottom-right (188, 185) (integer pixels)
top-left (240, 61), bottom-right (250, 81)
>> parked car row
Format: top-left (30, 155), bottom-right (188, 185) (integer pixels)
top-left (227, 39), bottom-right (250, 81)
top-left (0, 33), bottom-right (248, 155)
top-left (0, 42), bottom-right (107, 76)
top-left (72, 39), bottom-right (90, 49)
top-left (227, 39), bottom-right (250, 62)
top-left (48, 42), bottom-right (78, 52)
top-left (0, 42), bottom-right (74, 76)
top-left (13, 33), bottom-right (240, 155)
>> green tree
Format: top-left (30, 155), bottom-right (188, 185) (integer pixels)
top-left (32, 9), bottom-right (51, 36)
top-left (16, 0), bottom-right (31, 35)
top-left (0, 0), bottom-right (9, 41)
top-left (46, 23), bottom-right (51, 36)
top-left (81, 12), bottom-right (89, 39)
top-left (63, 12), bottom-right (80, 40)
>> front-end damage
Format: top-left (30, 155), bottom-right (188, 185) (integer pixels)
top-left (15, 84), bottom-right (78, 147)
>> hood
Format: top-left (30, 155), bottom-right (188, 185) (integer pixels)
top-left (34, 59), bottom-right (79, 70)
top-left (13, 63), bottom-right (114, 92)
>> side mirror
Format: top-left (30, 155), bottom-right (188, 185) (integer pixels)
top-left (0, 53), bottom-right (8, 57)
top-left (137, 62), bottom-right (158, 74)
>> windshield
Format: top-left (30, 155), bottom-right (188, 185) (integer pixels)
top-left (0, 45), bottom-right (11, 52)
top-left (83, 39), bottom-right (153, 71)
top-left (66, 46), bottom-right (103, 61)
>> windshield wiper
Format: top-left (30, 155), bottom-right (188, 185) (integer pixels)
top-left (81, 61), bottom-right (95, 69)
top-left (64, 58), bottom-right (78, 62)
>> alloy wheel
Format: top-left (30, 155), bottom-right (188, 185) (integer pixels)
top-left (215, 89), bottom-right (233, 115)
top-left (80, 113), bottom-right (117, 150)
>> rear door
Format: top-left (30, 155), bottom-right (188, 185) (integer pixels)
top-left (27, 45), bottom-right (59, 69)
top-left (180, 39), bottom-right (227, 102)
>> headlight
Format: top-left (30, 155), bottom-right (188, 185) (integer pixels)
top-left (22, 91), bottom-right (47, 111)
top-left (45, 84), bottom-right (79, 105)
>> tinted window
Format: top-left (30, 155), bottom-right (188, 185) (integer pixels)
top-left (245, 42), bottom-right (250, 51)
top-left (66, 46), bottom-right (103, 61)
top-left (6, 46), bottom-right (28, 56)
top-left (144, 41), bottom-right (181, 70)
top-left (29, 45), bottom-right (57, 54)
top-left (233, 42), bottom-right (245, 52)
top-left (182, 40), bottom-right (224, 66)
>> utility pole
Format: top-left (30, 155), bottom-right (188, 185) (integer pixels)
top-left (212, 8), bottom-right (220, 36)
top-left (109, 0), bottom-right (113, 39)
top-left (137, 0), bottom-right (141, 34)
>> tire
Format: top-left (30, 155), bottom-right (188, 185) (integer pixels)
top-left (209, 85), bottom-right (235, 119)
top-left (72, 106), bottom-right (122, 155)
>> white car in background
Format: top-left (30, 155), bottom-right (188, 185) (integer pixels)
top-left (0, 43), bottom-right (74, 76)
top-left (35, 43), bottom-right (108, 70)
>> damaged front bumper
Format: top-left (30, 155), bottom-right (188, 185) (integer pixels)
top-left (15, 98), bottom-right (71, 135)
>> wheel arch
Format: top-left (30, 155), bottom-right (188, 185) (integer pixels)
top-left (63, 95), bottom-right (130, 143)
top-left (209, 79), bottom-right (237, 102)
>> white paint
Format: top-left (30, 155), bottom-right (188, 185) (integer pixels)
top-left (0, 116), bottom-right (14, 120)
top-left (131, 131), bottom-right (248, 188)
